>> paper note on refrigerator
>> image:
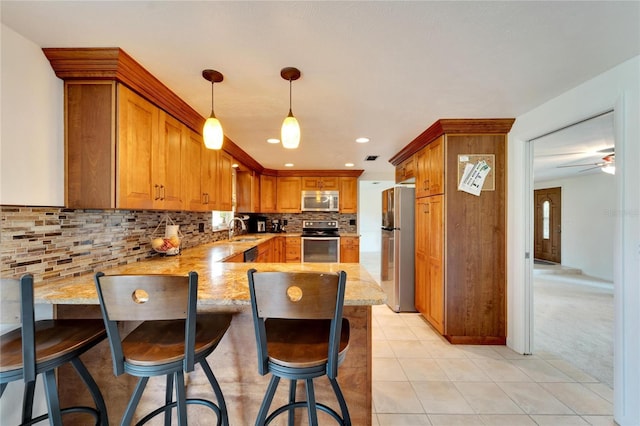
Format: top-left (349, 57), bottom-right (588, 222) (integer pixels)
top-left (458, 160), bottom-right (491, 196)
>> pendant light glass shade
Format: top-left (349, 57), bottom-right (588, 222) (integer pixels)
top-left (280, 67), bottom-right (301, 149)
top-left (281, 111), bottom-right (300, 149)
top-left (202, 69), bottom-right (224, 150)
top-left (203, 114), bottom-right (224, 150)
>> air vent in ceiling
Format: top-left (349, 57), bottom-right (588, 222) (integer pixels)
top-left (364, 155), bottom-right (379, 161)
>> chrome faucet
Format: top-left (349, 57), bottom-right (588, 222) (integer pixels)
top-left (228, 217), bottom-right (247, 240)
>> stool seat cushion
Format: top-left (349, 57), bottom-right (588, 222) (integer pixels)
top-left (123, 314), bottom-right (231, 366)
top-left (265, 318), bottom-right (350, 369)
top-left (0, 319), bottom-right (106, 373)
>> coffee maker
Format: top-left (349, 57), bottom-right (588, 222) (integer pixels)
top-left (248, 216), bottom-right (267, 233)
top-left (271, 219), bottom-right (281, 233)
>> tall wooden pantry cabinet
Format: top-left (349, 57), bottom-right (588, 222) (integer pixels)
top-left (392, 119), bottom-right (514, 345)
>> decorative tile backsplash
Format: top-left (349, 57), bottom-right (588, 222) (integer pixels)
top-left (0, 206), bottom-right (228, 282)
top-left (1, 207), bottom-right (358, 283)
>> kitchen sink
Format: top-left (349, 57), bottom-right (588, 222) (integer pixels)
top-left (232, 237), bottom-right (261, 242)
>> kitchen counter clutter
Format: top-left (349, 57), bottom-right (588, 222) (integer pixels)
top-left (40, 234), bottom-right (382, 425)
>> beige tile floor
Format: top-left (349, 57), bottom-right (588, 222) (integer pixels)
top-left (363, 252), bottom-right (615, 425)
top-left (371, 304), bottom-right (614, 425)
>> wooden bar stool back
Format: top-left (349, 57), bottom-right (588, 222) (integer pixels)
top-left (247, 269), bottom-right (351, 426)
top-left (0, 274), bottom-right (108, 425)
top-left (94, 271), bottom-right (231, 426)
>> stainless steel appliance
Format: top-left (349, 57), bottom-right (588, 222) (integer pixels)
top-left (301, 220), bottom-right (340, 263)
top-left (301, 190), bottom-right (339, 212)
top-left (381, 186), bottom-right (416, 312)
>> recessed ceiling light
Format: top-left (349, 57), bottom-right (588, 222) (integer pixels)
top-left (267, 138), bottom-right (280, 144)
top-left (355, 137), bottom-right (370, 143)
top-left (284, 163), bottom-right (294, 167)
top-left (345, 163), bottom-right (354, 167)
top-left (231, 163), bottom-right (239, 168)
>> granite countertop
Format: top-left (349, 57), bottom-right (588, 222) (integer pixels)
top-left (34, 235), bottom-right (385, 307)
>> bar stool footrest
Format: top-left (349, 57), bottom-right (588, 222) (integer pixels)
top-left (136, 398), bottom-right (223, 426)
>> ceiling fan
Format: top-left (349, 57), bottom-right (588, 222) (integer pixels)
top-left (556, 151), bottom-right (616, 175)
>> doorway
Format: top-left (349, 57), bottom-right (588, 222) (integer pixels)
top-left (529, 111), bottom-right (615, 386)
top-left (533, 187), bottom-right (561, 264)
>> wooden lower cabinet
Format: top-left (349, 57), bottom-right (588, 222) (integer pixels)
top-left (340, 236), bottom-right (360, 263)
top-left (285, 237), bottom-right (301, 263)
top-left (224, 252), bottom-right (245, 263)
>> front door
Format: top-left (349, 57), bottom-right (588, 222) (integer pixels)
top-left (534, 187), bottom-right (561, 263)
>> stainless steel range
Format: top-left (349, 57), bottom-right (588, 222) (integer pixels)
top-left (301, 220), bottom-right (340, 263)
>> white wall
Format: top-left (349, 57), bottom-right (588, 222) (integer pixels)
top-left (358, 180), bottom-right (394, 252)
top-left (1, 24), bottom-right (64, 206)
top-left (509, 56), bottom-right (640, 425)
top-left (535, 172), bottom-right (615, 281)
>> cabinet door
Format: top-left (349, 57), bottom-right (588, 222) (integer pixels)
top-left (201, 148), bottom-right (218, 210)
top-left (117, 85), bottom-right (158, 209)
top-left (339, 177), bottom-right (358, 213)
top-left (414, 198), bottom-right (428, 314)
top-left (157, 111), bottom-right (184, 210)
top-left (276, 177), bottom-right (301, 213)
top-left (236, 170), bottom-right (259, 213)
top-left (426, 195), bottom-right (444, 333)
top-left (301, 177), bottom-right (339, 190)
top-left (260, 175), bottom-right (277, 213)
top-left (217, 150), bottom-right (233, 211)
top-left (340, 236), bottom-right (359, 263)
top-left (414, 147), bottom-right (429, 198)
top-left (285, 237), bottom-right (301, 263)
top-left (427, 137), bottom-right (444, 195)
top-left (182, 130), bottom-right (205, 211)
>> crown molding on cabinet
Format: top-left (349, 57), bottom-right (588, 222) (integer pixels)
top-left (389, 118), bottom-right (515, 166)
top-left (42, 47), bottom-right (263, 172)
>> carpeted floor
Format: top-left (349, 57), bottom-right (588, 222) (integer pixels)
top-left (534, 268), bottom-right (614, 387)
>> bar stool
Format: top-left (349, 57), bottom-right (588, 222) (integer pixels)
top-left (247, 269), bottom-right (351, 426)
top-left (0, 274), bottom-right (108, 425)
top-left (94, 271), bottom-right (231, 426)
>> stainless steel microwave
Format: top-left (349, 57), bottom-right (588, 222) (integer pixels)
top-left (301, 190), bottom-right (339, 212)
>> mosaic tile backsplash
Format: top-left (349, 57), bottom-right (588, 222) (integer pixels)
top-left (0, 206), bottom-right (229, 282)
top-left (1, 206), bottom-right (358, 283)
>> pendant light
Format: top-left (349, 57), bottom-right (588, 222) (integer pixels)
top-left (202, 69), bottom-right (224, 150)
top-left (280, 67), bottom-right (301, 149)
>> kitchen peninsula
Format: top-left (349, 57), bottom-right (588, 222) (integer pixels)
top-left (36, 235), bottom-right (385, 425)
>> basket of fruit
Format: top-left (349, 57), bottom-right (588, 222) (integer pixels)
top-left (150, 215), bottom-right (183, 255)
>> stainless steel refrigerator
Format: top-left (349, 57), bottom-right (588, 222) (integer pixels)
top-left (380, 186), bottom-right (416, 312)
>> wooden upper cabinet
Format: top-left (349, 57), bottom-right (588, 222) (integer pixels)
top-left (236, 170), bottom-right (260, 213)
top-left (395, 156), bottom-right (415, 184)
top-left (415, 135), bottom-right (443, 198)
top-left (339, 177), bottom-right (358, 213)
top-left (183, 129), bottom-right (205, 211)
top-left (260, 175), bottom-right (277, 213)
top-left (117, 84), bottom-right (159, 209)
top-left (65, 81), bottom-right (115, 209)
top-left (301, 176), bottom-right (339, 190)
top-left (217, 150), bottom-right (233, 211)
top-left (157, 111), bottom-right (185, 210)
top-left (66, 82), bottom-right (185, 210)
top-left (276, 177), bottom-right (302, 213)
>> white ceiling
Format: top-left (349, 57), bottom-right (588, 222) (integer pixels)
top-left (2, 1), bottom-right (638, 180)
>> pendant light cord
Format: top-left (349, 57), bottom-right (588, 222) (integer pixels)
top-left (288, 78), bottom-right (293, 115)
top-left (210, 81), bottom-right (216, 117)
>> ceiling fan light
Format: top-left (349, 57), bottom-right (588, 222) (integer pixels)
top-left (602, 164), bottom-right (615, 175)
top-left (281, 113), bottom-right (300, 149)
top-left (203, 115), bottom-right (224, 150)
